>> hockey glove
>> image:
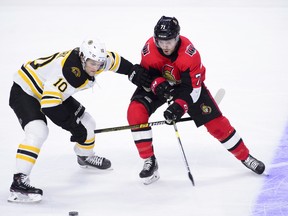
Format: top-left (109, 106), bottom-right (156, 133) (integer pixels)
top-left (164, 99), bottom-right (188, 125)
top-left (128, 64), bottom-right (153, 88)
top-left (151, 77), bottom-right (174, 102)
top-left (69, 118), bottom-right (87, 143)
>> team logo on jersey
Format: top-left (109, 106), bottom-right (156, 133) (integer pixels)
top-left (71, 67), bottom-right (81, 77)
top-left (200, 103), bottom-right (212, 115)
top-left (162, 64), bottom-right (181, 84)
top-left (185, 44), bottom-right (196, 56)
top-left (142, 43), bottom-right (150, 56)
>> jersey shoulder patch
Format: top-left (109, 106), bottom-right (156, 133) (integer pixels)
top-left (142, 43), bottom-right (150, 56)
top-left (62, 48), bottom-right (91, 88)
top-left (185, 44), bottom-right (196, 56)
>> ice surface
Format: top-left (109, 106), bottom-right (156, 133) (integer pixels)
top-left (0, 0), bottom-right (287, 215)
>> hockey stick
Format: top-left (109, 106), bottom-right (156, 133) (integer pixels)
top-left (94, 88), bottom-right (226, 134)
top-left (172, 119), bottom-right (195, 186)
top-left (170, 105), bottom-right (195, 186)
top-left (170, 88), bottom-right (225, 186)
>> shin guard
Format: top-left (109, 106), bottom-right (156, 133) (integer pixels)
top-left (127, 101), bottom-right (154, 159)
top-left (204, 116), bottom-right (249, 160)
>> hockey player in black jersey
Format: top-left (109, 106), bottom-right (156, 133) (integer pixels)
top-left (8, 37), bottom-right (139, 202)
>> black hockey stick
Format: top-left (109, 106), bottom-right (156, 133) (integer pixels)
top-left (94, 88), bottom-right (225, 134)
top-left (166, 98), bottom-right (195, 186)
top-left (169, 88), bottom-right (225, 186)
top-left (172, 118), bottom-right (195, 186)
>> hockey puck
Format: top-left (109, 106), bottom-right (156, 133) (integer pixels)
top-left (69, 211), bottom-right (78, 216)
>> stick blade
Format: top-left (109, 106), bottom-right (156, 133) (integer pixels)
top-left (214, 88), bottom-right (226, 105)
top-left (188, 172), bottom-right (195, 186)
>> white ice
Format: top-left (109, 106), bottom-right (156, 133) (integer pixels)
top-left (0, 0), bottom-right (288, 215)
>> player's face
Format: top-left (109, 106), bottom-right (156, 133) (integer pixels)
top-left (84, 59), bottom-right (105, 76)
top-left (157, 38), bottom-right (178, 55)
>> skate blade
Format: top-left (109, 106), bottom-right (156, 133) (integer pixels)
top-left (142, 171), bottom-right (160, 185)
top-left (8, 191), bottom-right (42, 203)
top-left (79, 164), bottom-right (113, 171)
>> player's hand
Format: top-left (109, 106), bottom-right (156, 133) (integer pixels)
top-left (164, 100), bottom-right (188, 125)
top-left (128, 64), bottom-right (153, 88)
top-left (151, 77), bottom-right (174, 102)
top-left (69, 119), bottom-right (87, 143)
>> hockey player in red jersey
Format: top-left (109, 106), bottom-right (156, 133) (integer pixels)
top-left (127, 16), bottom-right (265, 185)
top-left (8, 37), bottom-right (136, 202)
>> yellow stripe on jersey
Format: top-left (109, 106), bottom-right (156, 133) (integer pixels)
top-left (18, 65), bottom-right (44, 99)
top-left (41, 99), bottom-right (62, 107)
top-left (109, 52), bottom-right (121, 71)
top-left (42, 91), bottom-right (62, 98)
top-left (25, 62), bottom-right (44, 87)
top-left (61, 50), bottom-right (73, 67)
top-left (78, 79), bottom-right (89, 89)
top-left (41, 91), bottom-right (63, 108)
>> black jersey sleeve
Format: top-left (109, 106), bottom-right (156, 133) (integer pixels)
top-left (116, 56), bottom-right (134, 75)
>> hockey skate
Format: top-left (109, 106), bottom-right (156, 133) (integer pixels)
top-left (139, 155), bottom-right (160, 185)
top-left (77, 155), bottom-right (111, 170)
top-left (8, 173), bottom-right (43, 203)
top-left (241, 154), bottom-right (265, 175)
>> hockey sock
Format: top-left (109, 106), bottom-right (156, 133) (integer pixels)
top-left (127, 101), bottom-right (154, 159)
top-left (204, 116), bottom-right (249, 160)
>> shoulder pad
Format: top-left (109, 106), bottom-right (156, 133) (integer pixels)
top-left (62, 48), bottom-right (91, 88)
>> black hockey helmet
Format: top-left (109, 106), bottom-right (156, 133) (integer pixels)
top-left (154, 16), bottom-right (180, 41)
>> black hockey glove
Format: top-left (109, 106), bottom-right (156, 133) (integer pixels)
top-left (69, 118), bottom-right (87, 143)
top-left (164, 99), bottom-right (188, 125)
top-left (151, 77), bottom-right (174, 102)
top-left (128, 64), bottom-right (153, 88)
top-left (42, 104), bottom-right (87, 143)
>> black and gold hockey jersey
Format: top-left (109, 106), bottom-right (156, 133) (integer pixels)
top-left (13, 48), bottom-right (133, 110)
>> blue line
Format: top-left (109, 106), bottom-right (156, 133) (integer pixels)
top-left (251, 122), bottom-right (288, 216)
